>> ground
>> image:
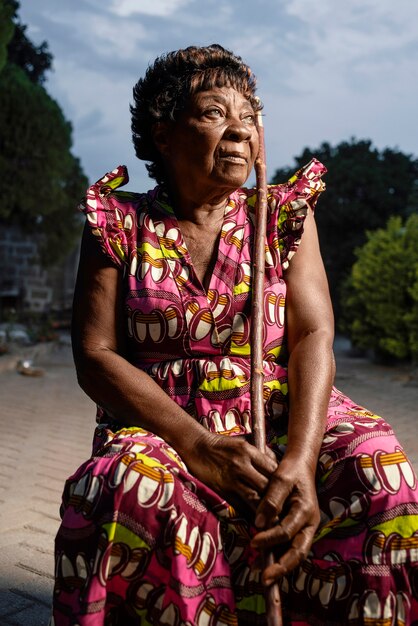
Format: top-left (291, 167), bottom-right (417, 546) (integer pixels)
top-left (0, 341), bottom-right (416, 625)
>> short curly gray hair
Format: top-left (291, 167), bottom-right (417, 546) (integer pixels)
top-left (130, 44), bottom-right (261, 185)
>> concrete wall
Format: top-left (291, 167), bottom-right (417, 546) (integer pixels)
top-left (0, 226), bottom-right (79, 316)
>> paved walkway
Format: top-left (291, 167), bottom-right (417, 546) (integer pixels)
top-left (0, 342), bottom-right (416, 625)
top-left (0, 345), bottom-right (93, 625)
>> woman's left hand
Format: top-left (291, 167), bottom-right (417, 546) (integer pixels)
top-left (250, 454), bottom-right (320, 585)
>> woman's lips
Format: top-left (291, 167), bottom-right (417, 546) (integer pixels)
top-left (219, 152), bottom-right (248, 164)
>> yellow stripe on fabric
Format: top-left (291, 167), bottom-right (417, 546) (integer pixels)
top-left (136, 241), bottom-right (165, 259)
top-left (360, 451), bottom-right (406, 469)
top-left (264, 380), bottom-right (288, 395)
top-left (380, 452), bottom-right (407, 465)
top-left (235, 594), bottom-right (266, 614)
top-left (103, 522), bottom-right (151, 551)
top-left (105, 175), bottom-right (126, 190)
top-left (109, 239), bottom-right (126, 262)
top-left (133, 453), bottom-right (169, 471)
top-left (199, 375), bottom-right (248, 393)
top-left (130, 462), bottom-right (174, 483)
top-left (229, 342), bottom-right (251, 356)
top-left (277, 205), bottom-right (290, 228)
top-left (318, 469), bottom-right (333, 484)
top-left (372, 515), bottom-right (418, 538)
top-left (350, 409), bottom-right (382, 420)
top-left (132, 608), bottom-right (153, 626)
top-left (159, 241), bottom-right (186, 258)
top-left (265, 346), bottom-right (283, 360)
top-left (313, 517), bottom-right (358, 543)
top-left (233, 282), bottom-right (251, 296)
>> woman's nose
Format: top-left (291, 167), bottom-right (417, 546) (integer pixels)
top-left (223, 119), bottom-right (252, 142)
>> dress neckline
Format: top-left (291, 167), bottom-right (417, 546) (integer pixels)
top-left (150, 187), bottom-right (240, 299)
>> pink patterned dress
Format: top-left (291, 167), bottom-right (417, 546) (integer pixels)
top-left (52, 160), bottom-right (418, 625)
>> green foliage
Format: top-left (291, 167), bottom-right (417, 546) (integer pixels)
top-left (404, 229), bottom-right (418, 363)
top-left (0, 0), bottom-right (15, 72)
top-left (0, 3), bottom-right (88, 265)
top-left (0, 64), bottom-right (87, 263)
top-left (271, 139), bottom-right (418, 320)
top-left (342, 214), bottom-right (418, 363)
top-left (3, 0), bottom-right (52, 84)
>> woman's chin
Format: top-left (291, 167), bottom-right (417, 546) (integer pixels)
top-left (213, 168), bottom-right (251, 190)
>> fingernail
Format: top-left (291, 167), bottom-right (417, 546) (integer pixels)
top-left (255, 513), bottom-right (265, 528)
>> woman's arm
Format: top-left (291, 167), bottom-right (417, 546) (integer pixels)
top-left (72, 225), bottom-right (277, 509)
top-left (72, 225), bottom-right (205, 456)
top-left (282, 207), bottom-right (335, 469)
top-left (251, 207), bottom-right (335, 583)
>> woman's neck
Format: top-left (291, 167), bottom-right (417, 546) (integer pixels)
top-left (165, 181), bottom-right (232, 225)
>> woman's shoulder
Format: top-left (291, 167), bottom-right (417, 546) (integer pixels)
top-left (238, 159), bottom-right (327, 269)
top-left (273, 159), bottom-right (327, 268)
top-left (80, 165), bottom-right (150, 217)
top-left (79, 166), bottom-right (155, 269)
top-left (240, 158), bottom-right (327, 213)
top-left (272, 158), bottom-right (327, 208)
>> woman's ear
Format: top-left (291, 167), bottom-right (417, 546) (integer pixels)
top-left (152, 122), bottom-right (171, 158)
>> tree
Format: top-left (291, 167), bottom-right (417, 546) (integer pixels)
top-left (5, 0), bottom-right (52, 84)
top-left (342, 214), bottom-right (418, 363)
top-left (0, 0), bottom-right (15, 72)
top-left (271, 139), bottom-right (418, 321)
top-left (405, 266), bottom-right (418, 364)
top-left (0, 1), bottom-right (87, 265)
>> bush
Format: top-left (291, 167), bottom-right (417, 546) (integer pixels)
top-left (342, 214), bottom-right (418, 363)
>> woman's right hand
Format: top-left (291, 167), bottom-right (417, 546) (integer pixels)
top-left (183, 432), bottom-right (278, 512)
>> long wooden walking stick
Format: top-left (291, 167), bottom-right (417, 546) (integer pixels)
top-left (251, 107), bottom-right (284, 626)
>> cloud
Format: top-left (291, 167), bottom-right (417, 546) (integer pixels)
top-left (109, 0), bottom-right (192, 17)
top-left (285, 0), bottom-right (418, 72)
top-left (42, 9), bottom-right (149, 63)
top-left (260, 0), bottom-right (418, 167)
top-left (19, 0), bottom-right (418, 190)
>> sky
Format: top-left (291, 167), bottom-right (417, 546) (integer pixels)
top-left (19, 0), bottom-right (418, 192)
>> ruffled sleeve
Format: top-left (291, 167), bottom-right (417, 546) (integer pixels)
top-left (271, 158), bottom-right (327, 269)
top-left (79, 165), bottom-right (137, 269)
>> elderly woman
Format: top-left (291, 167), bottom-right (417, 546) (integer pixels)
top-left (52, 45), bottom-right (418, 625)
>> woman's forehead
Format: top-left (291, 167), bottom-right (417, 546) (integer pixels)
top-left (189, 86), bottom-right (254, 108)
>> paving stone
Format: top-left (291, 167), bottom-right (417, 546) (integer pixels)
top-left (0, 341), bottom-right (417, 625)
top-left (0, 345), bottom-right (92, 625)
top-left (0, 589), bottom-right (33, 617)
top-left (2, 595), bottom-right (51, 626)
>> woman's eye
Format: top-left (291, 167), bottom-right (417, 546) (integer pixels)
top-left (204, 108), bottom-right (223, 118)
top-left (243, 113), bottom-right (255, 124)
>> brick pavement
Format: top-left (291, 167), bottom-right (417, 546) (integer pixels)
top-left (0, 342), bottom-right (416, 625)
top-left (333, 347), bottom-right (418, 470)
top-left (0, 345), bottom-right (92, 625)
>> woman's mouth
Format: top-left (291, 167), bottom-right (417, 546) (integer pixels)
top-left (219, 152), bottom-right (248, 164)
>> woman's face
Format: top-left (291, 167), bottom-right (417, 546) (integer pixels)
top-left (156, 86), bottom-right (260, 202)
